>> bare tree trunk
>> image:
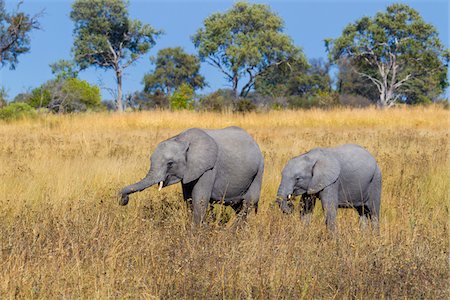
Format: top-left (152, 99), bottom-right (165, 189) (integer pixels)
top-left (232, 74), bottom-right (239, 100)
top-left (116, 70), bottom-right (123, 112)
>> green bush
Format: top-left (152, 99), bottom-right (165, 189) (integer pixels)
top-left (26, 86), bottom-right (52, 109)
top-left (25, 79), bottom-right (101, 113)
top-left (0, 102), bottom-right (37, 120)
top-left (169, 83), bottom-right (194, 110)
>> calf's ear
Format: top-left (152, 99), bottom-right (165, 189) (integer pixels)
top-left (307, 154), bottom-right (340, 194)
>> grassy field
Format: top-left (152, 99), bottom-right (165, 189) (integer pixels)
top-left (0, 107), bottom-right (448, 298)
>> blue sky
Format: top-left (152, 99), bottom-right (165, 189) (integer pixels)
top-left (1, 0), bottom-right (449, 100)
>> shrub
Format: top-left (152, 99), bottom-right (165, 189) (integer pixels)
top-left (169, 83), bottom-right (194, 110)
top-left (198, 90), bottom-right (234, 112)
top-left (24, 79), bottom-right (101, 113)
top-left (0, 102), bottom-right (37, 120)
top-left (234, 99), bottom-right (256, 113)
top-left (26, 86), bottom-right (52, 109)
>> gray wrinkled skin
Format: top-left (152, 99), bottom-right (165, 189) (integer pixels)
top-left (120, 126), bottom-right (264, 225)
top-left (276, 144), bottom-right (381, 233)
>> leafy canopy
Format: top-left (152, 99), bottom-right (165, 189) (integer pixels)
top-left (50, 60), bottom-right (79, 81)
top-left (327, 3), bottom-right (448, 106)
top-left (71, 0), bottom-right (161, 71)
top-left (70, 0), bottom-right (161, 111)
top-left (255, 57), bottom-right (328, 98)
top-left (192, 1), bottom-right (302, 97)
top-left (0, 0), bottom-right (41, 69)
top-left (144, 47), bottom-right (205, 96)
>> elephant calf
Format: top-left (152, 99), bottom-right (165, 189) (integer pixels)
top-left (119, 126), bottom-right (264, 225)
top-left (276, 144), bottom-right (381, 232)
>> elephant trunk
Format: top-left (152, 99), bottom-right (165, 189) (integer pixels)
top-left (119, 170), bottom-right (161, 206)
top-left (276, 179), bottom-right (294, 214)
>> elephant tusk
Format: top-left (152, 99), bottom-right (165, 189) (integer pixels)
top-left (288, 194), bottom-right (292, 200)
top-left (158, 181), bottom-right (163, 191)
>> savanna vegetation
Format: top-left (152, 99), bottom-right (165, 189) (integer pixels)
top-left (0, 1), bottom-right (448, 116)
top-left (0, 0), bottom-right (448, 298)
top-left (0, 107), bottom-right (448, 298)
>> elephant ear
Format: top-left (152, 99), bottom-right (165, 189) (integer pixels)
top-left (178, 128), bottom-right (218, 184)
top-left (307, 152), bottom-right (340, 194)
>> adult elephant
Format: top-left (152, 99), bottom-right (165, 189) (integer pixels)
top-left (276, 144), bottom-right (381, 232)
top-left (119, 126), bottom-right (264, 225)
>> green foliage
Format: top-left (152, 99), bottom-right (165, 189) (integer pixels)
top-left (336, 59), bottom-right (379, 103)
top-left (62, 78), bottom-right (101, 109)
top-left (193, 1), bottom-right (303, 97)
top-left (70, 0), bottom-right (161, 111)
top-left (144, 47), bottom-right (205, 96)
top-left (327, 3), bottom-right (448, 107)
top-left (198, 89), bottom-right (234, 112)
top-left (25, 78), bottom-right (101, 113)
top-left (255, 57), bottom-right (332, 109)
top-left (71, 0), bottom-right (160, 70)
top-left (0, 102), bottom-right (36, 120)
top-left (254, 53), bottom-right (308, 98)
top-left (50, 59), bottom-right (79, 80)
top-left (0, 0), bottom-right (41, 69)
top-left (169, 83), bottom-right (194, 111)
top-left (26, 86), bottom-right (52, 108)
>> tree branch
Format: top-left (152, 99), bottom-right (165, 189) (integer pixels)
top-left (393, 73), bottom-right (412, 89)
top-left (206, 56), bottom-right (234, 81)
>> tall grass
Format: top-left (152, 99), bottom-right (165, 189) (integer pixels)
top-left (0, 107), bottom-right (448, 298)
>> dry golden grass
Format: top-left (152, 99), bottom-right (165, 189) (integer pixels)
top-left (0, 107), bottom-right (448, 298)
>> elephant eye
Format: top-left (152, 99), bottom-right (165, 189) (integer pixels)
top-left (167, 161), bottom-right (174, 168)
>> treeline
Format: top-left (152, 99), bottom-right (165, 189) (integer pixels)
top-left (0, 0), bottom-right (448, 118)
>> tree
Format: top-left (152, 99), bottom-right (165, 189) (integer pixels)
top-left (143, 47), bottom-right (205, 96)
top-left (192, 1), bottom-right (301, 98)
top-left (0, 0), bottom-right (41, 69)
top-left (327, 4), bottom-right (448, 107)
top-left (50, 59), bottom-right (79, 80)
top-left (70, 0), bottom-right (161, 112)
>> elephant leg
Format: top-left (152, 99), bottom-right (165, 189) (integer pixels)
top-left (355, 206), bottom-right (370, 231)
top-left (319, 184), bottom-right (339, 233)
top-left (300, 194), bottom-right (316, 225)
top-left (242, 161), bottom-right (264, 215)
top-left (367, 168), bottom-right (382, 233)
top-left (182, 182), bottom-right (194, 211)
top-left (191, 169), bottom-right (215, 225)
